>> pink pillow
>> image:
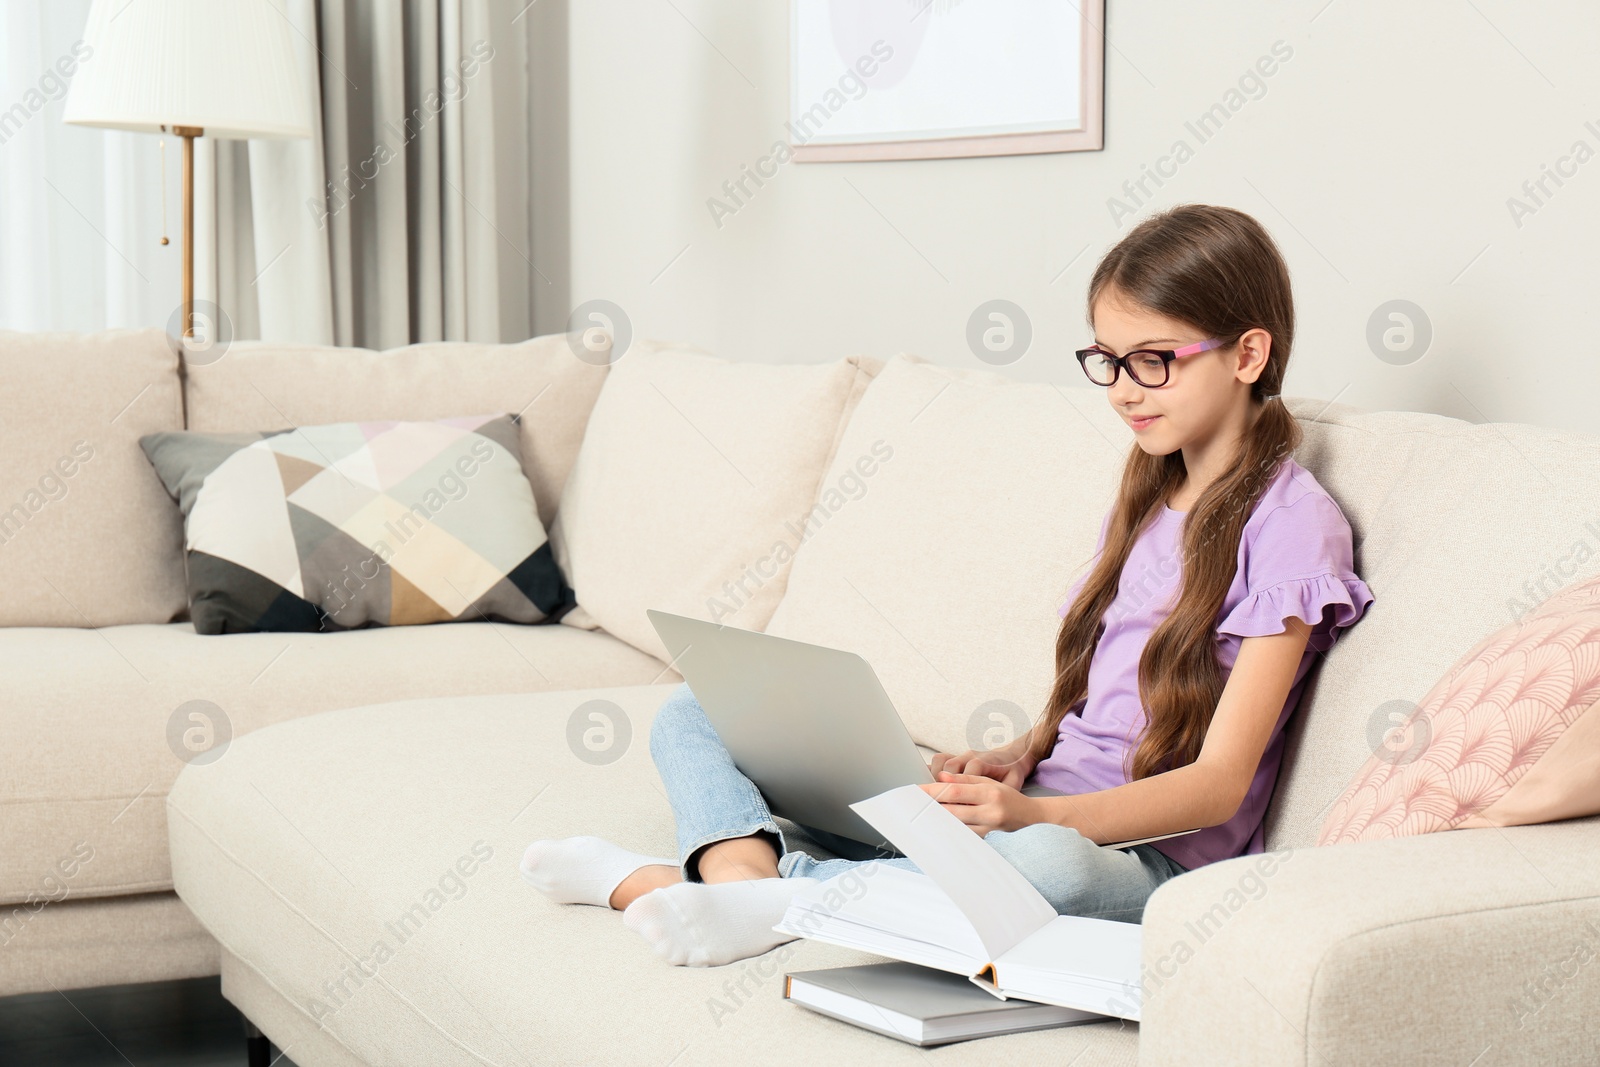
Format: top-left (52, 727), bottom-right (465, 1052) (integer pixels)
top-left (1319, 574), bottom-right (1600, 844)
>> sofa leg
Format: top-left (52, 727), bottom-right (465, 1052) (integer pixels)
top-left (243, 1016), bottom-right (271, 1067)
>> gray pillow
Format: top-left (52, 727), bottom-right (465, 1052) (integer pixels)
top-left (140, 414), bottom-right (574, 634)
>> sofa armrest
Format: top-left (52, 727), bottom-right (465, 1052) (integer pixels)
top-left (1137, 817), bottom-right (1600, 1067)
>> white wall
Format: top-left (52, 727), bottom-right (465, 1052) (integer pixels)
top-left (562, 0), bottom-right (1600, 433)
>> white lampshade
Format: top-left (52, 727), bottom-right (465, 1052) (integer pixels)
top-left (64, 0), bottom-right (311, 140)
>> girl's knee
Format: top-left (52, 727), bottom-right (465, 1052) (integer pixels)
top-left (986, 823), bottom-right (1106, 914)
top-left (988, 822), bottom-right (1097, 870)
top-left (648, 683), bottom-right (706, 756)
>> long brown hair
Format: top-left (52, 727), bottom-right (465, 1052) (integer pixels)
top-left (1027, 204), bottom-right (1303, 782)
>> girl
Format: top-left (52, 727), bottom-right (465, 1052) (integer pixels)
top-left (522, 203), bottom-right (1374, 967)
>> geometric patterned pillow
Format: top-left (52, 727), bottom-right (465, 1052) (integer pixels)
top-left (1318, 571), bottom-right (1600, 845)
top-left (140, 414), bottom-right (574, 634)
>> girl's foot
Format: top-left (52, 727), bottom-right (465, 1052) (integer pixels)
top-left (622, 877), bottom-right (819, 967)
top-left (520, 836), bottom-right (678, 909)
top-left (609, 862), bottom-right (682, 910)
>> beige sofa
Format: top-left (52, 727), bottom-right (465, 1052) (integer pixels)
top-left (0, 327), bottom-right (672, 997)
top-left (7, 329), bottom-right (1599, 1064)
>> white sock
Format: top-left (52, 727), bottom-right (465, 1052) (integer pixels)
top-left (622, 877), bottom-right (819, 967)
top-left (520, 836), bottom-right (676, 908)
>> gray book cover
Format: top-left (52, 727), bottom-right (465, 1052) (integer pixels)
top-left (784, 961), bottom-right (1102, 1047)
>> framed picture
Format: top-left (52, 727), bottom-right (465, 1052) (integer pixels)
top-left (789, 0), bottom-right (1105, 162)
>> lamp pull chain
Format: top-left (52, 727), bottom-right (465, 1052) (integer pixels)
top-left (158, 130), bottom-right (169, 246)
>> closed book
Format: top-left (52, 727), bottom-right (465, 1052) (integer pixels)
top-left (784, 961), bottom-right (1102, 1047)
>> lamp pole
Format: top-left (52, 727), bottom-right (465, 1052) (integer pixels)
top-left (172, 125), bottom-right (202, 341)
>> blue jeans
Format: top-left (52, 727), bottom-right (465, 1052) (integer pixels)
top-left (649, 682), bottom-right (1188, 923)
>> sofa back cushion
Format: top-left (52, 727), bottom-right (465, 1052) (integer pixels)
top-left (0, 328), bottom-right (187, 626)
top-left (765, 354), bottom-right (1129, 756)
top-left (1264, 398), bottom-right (1600, 849)
top-left (183, 332), bottom-right (609, 527)
top-left (549, 341), bottom-right (880, 663)
top-left (768, 357), bottom-right (1600, 853)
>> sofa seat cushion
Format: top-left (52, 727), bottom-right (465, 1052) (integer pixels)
top-left (0, 624), bottom-right (676, 907)
top-left (167, 687), bottom-right (1138, 1066)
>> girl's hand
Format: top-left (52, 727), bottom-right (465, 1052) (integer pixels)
top-left (928, 745), bottom-right (1036, 791)
top-left (919, 772), bottom-right (1040, 835)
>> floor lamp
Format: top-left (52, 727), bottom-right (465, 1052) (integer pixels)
top-left (63, 0), bottom-right (311, 348)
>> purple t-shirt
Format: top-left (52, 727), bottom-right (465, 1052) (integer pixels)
top-left (1030, 457), bottom-right (1373, 871)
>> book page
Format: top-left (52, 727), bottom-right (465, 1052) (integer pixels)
top-left (998, 914), bottom-right (1143, 989)
top-left (777, 864), bottom-right (989, 972)
top-left (991, 915), bottom-right (1145, 1021)
top-left (851, 785), bottom-right (1057, 962)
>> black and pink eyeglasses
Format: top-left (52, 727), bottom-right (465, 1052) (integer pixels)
top-left (1075, 337), bottom-right (1228, 388)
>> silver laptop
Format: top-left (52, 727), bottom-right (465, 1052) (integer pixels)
top-left (645, 609), bottom-right (933, 844)
top-left (645, 609), bottom-right (1061, 846)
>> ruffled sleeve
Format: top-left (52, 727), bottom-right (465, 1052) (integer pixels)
top-left (1216, 493), bottom-right (1374, 654)
top-left (1217, 571), bottom-right (1374, 653)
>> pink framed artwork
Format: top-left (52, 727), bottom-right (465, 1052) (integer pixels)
top-left (789, 0), bottom-right (1106, 162)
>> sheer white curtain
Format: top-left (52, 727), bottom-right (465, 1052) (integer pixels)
top-left (3, 0), bottom-right (538, 348)
top-left (0, 0), bottom-right (181, 332)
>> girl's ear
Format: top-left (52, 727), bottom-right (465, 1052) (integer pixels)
top-left (1235, 327), bottom-right (1273, 386)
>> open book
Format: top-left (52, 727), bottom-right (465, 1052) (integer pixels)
top-left (774, 785), bottom-right (1175, 1021)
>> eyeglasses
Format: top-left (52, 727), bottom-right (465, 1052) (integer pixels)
top-left (1075, 337), bottom-right (1228, 388)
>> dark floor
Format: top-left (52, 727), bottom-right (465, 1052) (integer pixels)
top-left (0, 976), bottom-right (300, 1066)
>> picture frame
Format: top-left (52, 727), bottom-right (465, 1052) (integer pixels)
top-left (788, 0), bottom-right (1105, 162)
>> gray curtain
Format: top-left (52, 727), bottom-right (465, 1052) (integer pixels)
top-left (215, 0), bottom-right (537, 349)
